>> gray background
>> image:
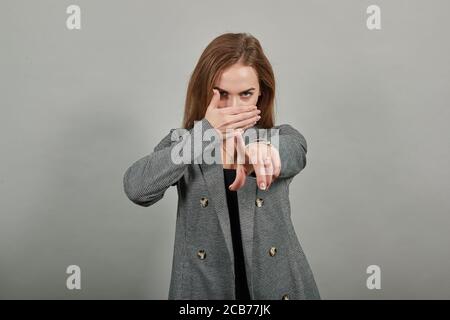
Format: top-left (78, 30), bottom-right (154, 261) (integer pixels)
top-left (1, 0), bottom-right (449, 299)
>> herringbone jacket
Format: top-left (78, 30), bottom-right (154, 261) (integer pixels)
top-left (123, 118), bottom-right (320, 300)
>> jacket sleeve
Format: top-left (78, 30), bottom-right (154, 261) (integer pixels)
top-left (123, 118), bottom-right (221, 207)
top-left (275, 124), bottom-right (308, 179)
top-left (244, 124), bottom-right (308, 179)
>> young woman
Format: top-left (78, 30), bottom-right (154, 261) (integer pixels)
top-left (123, 32), bottom-right (320, 300)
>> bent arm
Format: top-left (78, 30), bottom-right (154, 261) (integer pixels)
top-left (123, 118), bottom-right (220, 207)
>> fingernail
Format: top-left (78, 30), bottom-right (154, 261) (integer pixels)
top-left (260, 182), bottom-right (266, 190)
top-left (229, 185), bottom-right (232, 190)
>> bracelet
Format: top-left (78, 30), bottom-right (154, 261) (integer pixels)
top-left (245, 139), bottom-right (271, 147)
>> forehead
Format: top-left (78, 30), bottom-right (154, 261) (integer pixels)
top-left (215, 63), bottom-right (259, 91)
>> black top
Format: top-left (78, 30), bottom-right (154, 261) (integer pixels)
top-left (223, 168), bottom-right (251, 300)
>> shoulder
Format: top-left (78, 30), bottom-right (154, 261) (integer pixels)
top-left (153, 127), bottom-right (188, 152)
top-left (154, 118), bottom-right (216, 152)
top-left (272, 123), bottom-right (301, 134)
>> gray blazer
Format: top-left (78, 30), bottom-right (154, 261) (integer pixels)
top-left (123, 118), bottom-right (320, 300)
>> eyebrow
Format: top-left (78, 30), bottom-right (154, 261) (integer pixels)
top-left (213, 87), bottom-right (256, 94)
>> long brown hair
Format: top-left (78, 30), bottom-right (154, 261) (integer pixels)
top-left (182, 33), bottom-right (276, 129)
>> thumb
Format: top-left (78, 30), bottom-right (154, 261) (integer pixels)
top-left (208, 89), bottom-right (220, 109)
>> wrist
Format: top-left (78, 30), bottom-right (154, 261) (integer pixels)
top-left (245, 139), bottom-right (271, 148)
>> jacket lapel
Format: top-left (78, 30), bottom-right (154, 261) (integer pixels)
top-left (198, 163), bottom-right (234, 267)
top-left (198, 162), bottom-right (257, 293)
top-left (236, 175), bottom-right (257, 295)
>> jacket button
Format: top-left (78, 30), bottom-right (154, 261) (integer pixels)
top-left (197, 249), bottom-right (206, 260)
top-left (282, 294), bottom-right (289, 300)
top-left (269, 247), bottom-right (277, 257)
top-left (255, 197), bottom-right (264, 207)
top-left (200, 197), bottom-right (209, 208)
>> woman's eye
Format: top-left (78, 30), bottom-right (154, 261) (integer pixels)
top-left (219, 92), bottom-right (253, 98)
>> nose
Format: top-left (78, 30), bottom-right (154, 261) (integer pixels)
top-left (228, 95), bottom-right (240, 108)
